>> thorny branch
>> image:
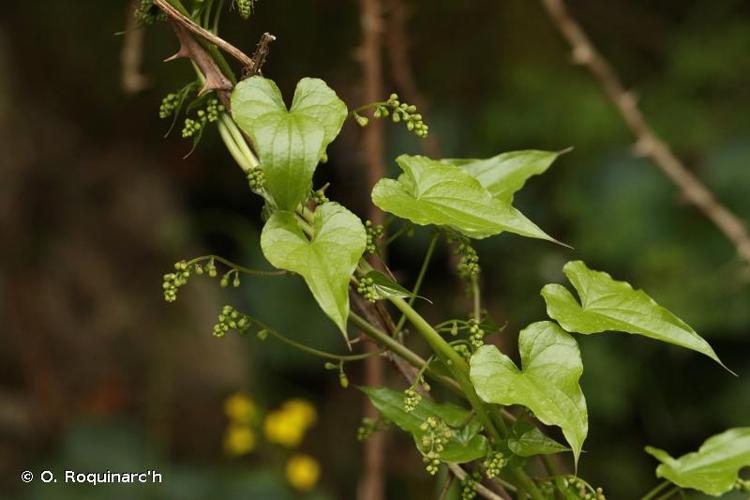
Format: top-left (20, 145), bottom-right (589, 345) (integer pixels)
top-left (153, 0), bottom-right (256, 70)
top-left (165, 24), bottom-right (233, 105)
top-left (541, 0), bottom-right (750, 267)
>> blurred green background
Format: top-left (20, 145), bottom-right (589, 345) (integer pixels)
top-left (1, 0), bottom-right (749, 498)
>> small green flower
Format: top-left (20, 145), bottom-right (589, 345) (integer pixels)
top-left (365, 220), bottom-right (384, 254)
top-left (213, 305), bottom-right (251, 338)
top-left (247, 168), bottom-right (265, 192)
top-left (357, 276), bottom-right (377, 303)
top-left (403, 387), bottom-right (421, 412)
top-left (483, 451), bottom-right (507, 478)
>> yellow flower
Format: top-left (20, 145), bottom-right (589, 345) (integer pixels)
top-left (282, 399), bottom-right (317, 428)
top-left (264, 399), bottom-right (318, 448)
top-left (264, 410), bottom-right (305, 447)
top-left (286, 454), bottom-right (320, 492)
top-left (224, 392), bottom-right (257, 424)
top-left (223, 424), bottom-right (256, 456)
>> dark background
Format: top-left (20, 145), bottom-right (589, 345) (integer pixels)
top-left (1, 1), bottom-right (749, 498)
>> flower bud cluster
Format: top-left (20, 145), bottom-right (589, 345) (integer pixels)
top-left (460, 472), bottom-right (481, 500)
top-left (365, 220), bottom-right (384, 254)
top-left (311, 189), bottom-right (328, 205)
top-left (403, 387), bottom-right (421, 412)
top-left (454, 343), bottom-right (471, 360)
top-left (483, 451), bottom-right (507, 478)
top-left (541, 476), bottom-right (606, 500)
top-left (159, 93), bottom-right (180, 119)
top-left (163, 260), bottom-right (209, 302)
top-left (468, 318), bottom-right (486, 349)
top-left (419, 417), bottom-right (453, 475)
top-left (247, 168), bottom-right (265, 192)
top-left (357, 276), bottom-right (377, 303)
top-left (374, 94), bottom-right (429, 138)
top-left (182, 98), bottom-right (225, 138)
top-left (213, 305), bottom-right (251, 338)
top-left (455, 240), bottom-right (480, 280)
top-left (235, 0), bottom-right (253, 19)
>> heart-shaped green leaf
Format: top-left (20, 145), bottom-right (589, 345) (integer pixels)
top-left (361, 386), bottom-right (488, 463)
top-left (470, 321), bottom-right (588, 466)
top-left (448, 149), bottom-right (565, 203)
top-left (508, 420), bottom-right (570, 458)
top-left (231, 77), bottom-right (347, 210)
top-left (645, 427), bottom-right (750, 496)
top-left (371, 155), bottom-right (555, 241)
top-left (541, 260), bottom-right (728, 371)
top-left (260, 202), bottom-right (366, 337)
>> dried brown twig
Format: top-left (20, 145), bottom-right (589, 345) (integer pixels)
top-left (541, 0), bottom-right (750, 266)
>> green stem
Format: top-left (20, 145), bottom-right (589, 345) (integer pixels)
top-left (641, 481), bottom-right (673, 500)
top-left (654, 486), bottom-right (680, 500)
top-left (641, 481), bottom-right (670, 500)
top-left (220, 113), bottom-right (258, 168)
top-left (261, 327), bottom-right (383, 362)
top-left (394, 231), bottom-right (439, 334)
top-left (218, 118), bottom-right (255, 172)
top-left (388, 296), bottom-right (500, 442)
top-left (349, 312), bottom-right (461, 395)
top-left (471, 274), bottom-right (481, 322)
top-left (185, 254), bottom-right (285, 277)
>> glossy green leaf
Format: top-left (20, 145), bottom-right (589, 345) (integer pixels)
top-left (361, 386), bottom-right (489, 463)
top-left (260, 202), bottom-right (365, 337)
top-left (362, 271), bottom-right (411, 300)
top-left (231, 77), bottom-right (347, 209)
top-left (645, 427), bottom-right (750, 496)
top-left (448, 149), bottom-right (565, 203)
top-left (508, 420), bottom-right (570, 457)
top-left (470, 321), bottom-right (587, 465)
top-left (371, 155), bottom-right (555, 241)
top-left (541, 260), bottom-right (728, 370)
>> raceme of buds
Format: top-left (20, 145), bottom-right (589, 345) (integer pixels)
top-left (365, 220), bottom-right (384, 254)
top-left (247, 168), bottom-right (265, 192)
top-left (460, 472), bottom-right (481, 500)
top-left (483, 451), bottom-right (507, 478)
top-left (234, 0), bottom-right (254, 19)
top-left (403, 387), bottom-right (421, 412)
top-left (159, 93), bottom-right (180, 119)
top-left (182, 98), bottom-right (225, 138)
top-left (419, 417), bottom-right (453, 475)
top-left (213, 305), bottom-right (251, 338)
top-left (455, 240), bottom-right (480, 280)
top-left (468, 318), bottom-right (486, 349)
top-left (357, 276), bottom-right (377, 303)
top-left (368, 93), bottom-right (429, 138)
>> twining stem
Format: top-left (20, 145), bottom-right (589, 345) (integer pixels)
top-left (389, 297), bottom-right (500, 441)
top-left (394, 231), bottom-right (439, 334)
top-left (184, 254), bottom-right (284, 276)
top-left (471, 274), bottom-right (481, 322)
top-left (641, 481), bottom-right (672, 500)
top-left (260, 326), bottom-right (383, 362)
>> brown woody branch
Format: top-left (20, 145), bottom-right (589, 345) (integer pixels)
top-left (165, 24), bottom-right (233, 106)
top-left (541, 0), bottom-right (750, 266)
top-left (153, 0), bottom-right (256, 70)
